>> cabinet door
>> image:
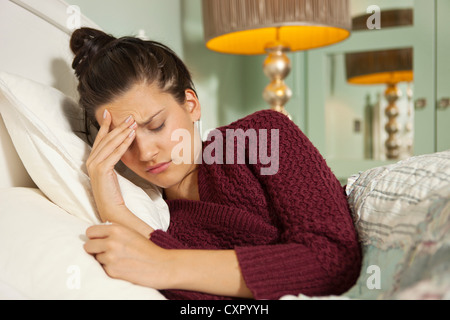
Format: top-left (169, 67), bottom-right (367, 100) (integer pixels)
top-left (437, 0), bottom-right (450, 152)
top-left (305, 0), bottom-right (436, 182)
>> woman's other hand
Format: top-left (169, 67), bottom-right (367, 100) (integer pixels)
top-left (84, 224), bottom-right (170, 289)
top-left (84, 224), bottom-right (253, 298)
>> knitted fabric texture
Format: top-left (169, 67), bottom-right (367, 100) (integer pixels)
top-left (150, 110), bottom-right (361, 300)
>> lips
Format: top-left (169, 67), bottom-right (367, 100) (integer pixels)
top-left (146, 161), bottom-right (172, 174)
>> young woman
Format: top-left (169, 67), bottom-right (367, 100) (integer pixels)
top-left (71, 27), bottom-right (361, 300)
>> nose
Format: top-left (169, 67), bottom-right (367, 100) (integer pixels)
top-left (133, 131), bottom-right (158, 162)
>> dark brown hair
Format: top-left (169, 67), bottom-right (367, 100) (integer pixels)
top-left (70, 28), bottom-right (196, 139)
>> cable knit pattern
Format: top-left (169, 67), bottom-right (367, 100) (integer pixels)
top-left (150, 110), bottom-right (361, 300)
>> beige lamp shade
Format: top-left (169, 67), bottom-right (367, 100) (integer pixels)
top-left (202, 0), bottom-right (352, 55)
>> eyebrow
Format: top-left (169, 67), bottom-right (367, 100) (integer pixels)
top-left (136, 109), bottom-right (164, 126)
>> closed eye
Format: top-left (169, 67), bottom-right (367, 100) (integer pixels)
top-left (150, 122), bottom-right (165, 132)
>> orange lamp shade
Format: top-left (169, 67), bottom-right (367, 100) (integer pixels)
top-left (205, 25), bottom-right (350, 55)
top-left (346, 48), bottom-right (414, 85)
top-left (202, 0), bottom-right (352, 55)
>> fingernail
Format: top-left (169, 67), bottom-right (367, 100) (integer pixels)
top-left (129, 122), bottom-right (137, 130)
top-left (103, 109), bottom-right (108, 119)
top-left (128, 130), bottom-right (136, 138)
top-left (125, 115), bottom-right (133, 124)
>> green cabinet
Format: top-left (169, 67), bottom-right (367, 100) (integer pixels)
top-left (436, 0), bottom-right (450, 152)
top-left (303, 0), bottom-right (450, 183)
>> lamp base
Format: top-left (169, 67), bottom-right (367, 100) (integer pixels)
top-left (384, 83), bottom-right (401, 160)
top-left (270, 105), bottom-right (291, 117)
top-left (263, 45), bottom-right (292, 119)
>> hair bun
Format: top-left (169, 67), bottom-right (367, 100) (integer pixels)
top-left (70, 27), bottom-right (116, 79)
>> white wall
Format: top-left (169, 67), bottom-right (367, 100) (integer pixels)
top-left (68, 0), bottom-right (184, 57)
top-left (68, 0), bottom-right (251, 135)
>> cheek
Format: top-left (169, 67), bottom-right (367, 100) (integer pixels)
top-left (164, 122), bottom-right (186, 148)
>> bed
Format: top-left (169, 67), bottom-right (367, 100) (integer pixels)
top-left (0, 0), bottom-right (169, 300)
top-left (1, 0), bottom-right (449, 300)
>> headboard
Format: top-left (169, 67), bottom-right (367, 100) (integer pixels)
top-left (0, 0), bottom-right (99, 188)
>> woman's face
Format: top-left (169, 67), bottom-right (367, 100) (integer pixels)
top-left (95, 82), bottom-right (201, 191)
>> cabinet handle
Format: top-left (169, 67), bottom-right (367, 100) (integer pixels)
top-left (414, 98), bottom-right (427, 110)
top-left (437, 98), bottom-right (450, 110)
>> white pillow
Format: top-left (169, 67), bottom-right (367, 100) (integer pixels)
top-left (0, 187), bottom-right (166, 300)
top-left (346, 150), bottom-right (450, 250)
top-left (343, 150), bottom-right (450, 299)
top-left (0, 71), bottom-right (169, 231)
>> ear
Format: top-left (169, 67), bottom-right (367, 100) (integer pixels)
top-left (185, 89), bottom-right (201, 122)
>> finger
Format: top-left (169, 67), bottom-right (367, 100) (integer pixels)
top-left (83, 238), bottom-right (108, 255)
top-left (89, 126), bottom-right (136, 170)
top-left (92, 109), bottom-right (112, 150)
top-left (89, 115), bottom-right (136, 165)
top-left (91, 110), bottom-right (127, 157)
top-left (86, 224), bottom-right (114, 239)
top-left (94, 252), bottom-right (109, 266)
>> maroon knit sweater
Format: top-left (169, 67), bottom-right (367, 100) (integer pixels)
top-left (150, 110), bottom-right (361, 300)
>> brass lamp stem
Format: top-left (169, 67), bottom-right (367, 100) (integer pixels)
top-left (384, 83), bottom-right (401, 159)
top-left (262, 45), bottom-right (292, 119)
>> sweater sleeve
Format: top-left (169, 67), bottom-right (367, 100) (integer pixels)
top-left (231, 110), bottom-right (361, 299)
top-left (150, 229), bottom-right (187, 250)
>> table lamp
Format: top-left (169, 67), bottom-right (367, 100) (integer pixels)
top-left (202, 0), bottom-right (352, 118)
top-left (346, 48), bottom-right (414, 160)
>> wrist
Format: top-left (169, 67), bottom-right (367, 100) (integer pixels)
top-left (97, 202), bottom-right (125, 221)
top-left (161, 249), bottom-right (186, 290)
top-left (161, 249), bottom-right (253, 298)
top-left (100, 204), bottom-right (154, 238)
